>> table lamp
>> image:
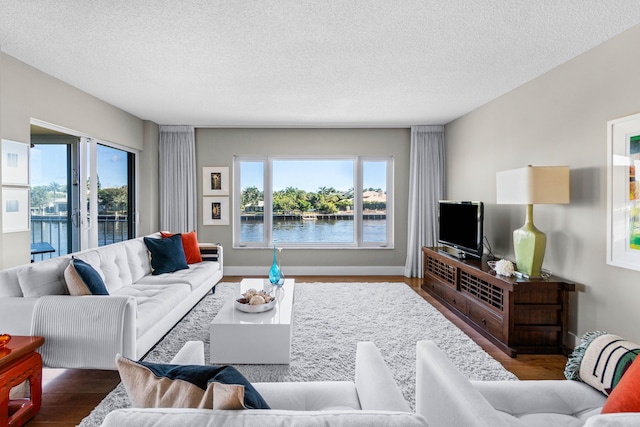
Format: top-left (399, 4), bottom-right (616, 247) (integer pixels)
top-left (496, 165), bottom-right (570, 277)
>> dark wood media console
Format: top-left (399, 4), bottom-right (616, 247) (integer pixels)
top-left (421, 247), bottom-right (575, 357)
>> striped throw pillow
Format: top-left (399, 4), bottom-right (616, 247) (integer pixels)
top-left (565, 331), bottom-right (640, 396)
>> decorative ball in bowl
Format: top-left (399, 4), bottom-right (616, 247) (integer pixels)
top-left (234, 288), bottom-right (277, 313)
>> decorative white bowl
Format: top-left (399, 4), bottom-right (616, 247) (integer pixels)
top-left (234, 297), bottom-right (277, 313)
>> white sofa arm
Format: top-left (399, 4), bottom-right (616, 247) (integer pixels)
top-left (416, 340), bottom-right (510, 427)
top-left (585, 413), bottom-right (640, 427)
top-left (355, 341), bottom-right (411, 412)
top-left (0, 297), bottom-right (39, 335)
top-left (32, 295), bottom-right (137, 369)
top-left (169, 341), bottom-right (205, 365)
top-left (217, 244), bottom-right (223, 270)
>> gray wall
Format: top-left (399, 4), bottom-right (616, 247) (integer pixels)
top-left (0, 52), bottom-right (149, 268)
top-left (445, 24), bottom-right (640, 344)
top-left (138, 120), bottom-right (160, 235)
top-left (194, 128), bottom-right (410, 275)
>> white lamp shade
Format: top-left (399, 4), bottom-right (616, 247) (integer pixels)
top-left (496, 166), bottom-right (570, 205)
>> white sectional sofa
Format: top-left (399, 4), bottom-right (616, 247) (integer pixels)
top-left (0, 233), bottom-right (223, 369)
top-left (416, 340), bottom-right (640, 427)
top-left (100, 341), bottom-right (429, 427)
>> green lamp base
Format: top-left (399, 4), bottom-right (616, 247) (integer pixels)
top-left (513, 205), bottom-right (546, 277)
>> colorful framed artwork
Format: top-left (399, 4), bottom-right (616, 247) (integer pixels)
top-left (2, 139), bottom-right (29, 186)
top-left (607, 112), bottom-right (640, 270)
top-left (202, 166), bottom-right (229, 196)
top-left (203, 196), bottom-right (229, 226)
top-left (2, 187), bottom-right (30, 233)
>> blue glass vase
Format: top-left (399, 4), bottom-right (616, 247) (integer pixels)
top-left (276, 247), bottom-right (285, 286)
top-left (269, 243), bottom-right (281, 285)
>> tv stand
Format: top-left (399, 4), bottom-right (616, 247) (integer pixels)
top-left (422, 247), bottom-right (575, 357)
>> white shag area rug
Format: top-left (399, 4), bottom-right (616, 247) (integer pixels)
top-left (78, 282), bottom-right (517, 426)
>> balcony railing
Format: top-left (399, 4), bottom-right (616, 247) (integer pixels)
top-left (30, 215), bottom-right (129, 262)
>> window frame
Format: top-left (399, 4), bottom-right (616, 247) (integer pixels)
top-left (233, 155), bottom-right (393, 249)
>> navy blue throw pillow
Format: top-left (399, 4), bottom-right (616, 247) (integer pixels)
top-left (71, 257), bottom-right (109, 295)
top-left (137, 361), bottom-right (270, 410)
top-left (144, 234), bottom-right (189, 275)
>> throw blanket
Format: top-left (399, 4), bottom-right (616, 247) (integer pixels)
top-left (32, 295), bottom-right (136, 369)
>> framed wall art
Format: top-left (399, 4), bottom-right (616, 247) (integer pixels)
top-left (202, 166), bottom-right (229, 196)
top-left (203, 196), bottom-right (229, 226)
top-left (2, 139), bottom-right (29, 186)
top-left (607, 112), bottom-right (640, 270)
top-left (2, 187), bottom-right (30, 233)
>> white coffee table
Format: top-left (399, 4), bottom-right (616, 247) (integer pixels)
top-left (210, 278), bottom-right (295, 364)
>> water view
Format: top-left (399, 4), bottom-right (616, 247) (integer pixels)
top-left (241, 218), bottom-right (386, 243)
top-left (32, 216), bottom-right (385, 263)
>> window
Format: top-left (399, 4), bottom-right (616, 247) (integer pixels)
top-left (237, 160), bottom-right (264, 243)
top-left (234, 156), bottom-right (393, 248)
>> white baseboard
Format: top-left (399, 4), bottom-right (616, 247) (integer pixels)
top-left (224, 265), bottom-right (406, 276)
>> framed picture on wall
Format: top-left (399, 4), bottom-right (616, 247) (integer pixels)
top-left (2, 139), bottom-right (29, 186)
top-left (203, 196), bottom-right (229, 225)
top-left (202, 166), bottom-right (229, 196)
top-left (2, 187), bottom-right (30, 233)
top-left (607, 112), bottom-right (640, 271)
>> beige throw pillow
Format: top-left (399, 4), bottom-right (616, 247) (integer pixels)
top-left (115, 355), bottom-right (270, 410)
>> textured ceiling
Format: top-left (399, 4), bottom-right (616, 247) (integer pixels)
top-left (1, 1), bottom-right (640, 127)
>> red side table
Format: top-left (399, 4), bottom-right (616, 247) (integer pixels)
top-left (0, 336), bottom-right (44, 427)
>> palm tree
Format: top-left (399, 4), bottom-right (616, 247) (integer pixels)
top-left (49, 181), bottom-right (61, 199)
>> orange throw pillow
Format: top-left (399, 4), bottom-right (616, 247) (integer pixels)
top-left (160, 231), bottom-right (203, 264)
top-left (601, 354), bottom-right (640, 413)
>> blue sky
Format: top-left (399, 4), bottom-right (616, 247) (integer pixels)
top-left (30, 144), bottom-right (128, 188)
top-left (31, 146), bottom-right (386, 193)
top-left (241, 159), bottom-right (387, 192)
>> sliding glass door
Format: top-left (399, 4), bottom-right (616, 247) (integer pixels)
top-left (30, 126), bottom-right (136, 260)
top-left (30, 141), bottom-right (77, 259)
top-left (83, 138), bottom-right (137, 249)
top-left (93, 142), bottom-right (135, 246)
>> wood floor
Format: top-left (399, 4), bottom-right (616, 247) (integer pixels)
top-left (25, 276), bottom-right (568, 426)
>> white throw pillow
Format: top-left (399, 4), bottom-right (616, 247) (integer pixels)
top-left (17, 258), bottom-right (69, 297)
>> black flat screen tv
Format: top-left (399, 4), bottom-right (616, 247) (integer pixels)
top-left (438, 200), bottom-right (484, 259)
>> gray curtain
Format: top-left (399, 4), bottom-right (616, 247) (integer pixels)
top-left (404, 125), bottom-right (445, 278)
top-left (159, 125), bottom-right (196, 232)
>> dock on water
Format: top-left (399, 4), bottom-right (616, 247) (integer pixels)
top-left (241, 212), bottom-right (386, 221)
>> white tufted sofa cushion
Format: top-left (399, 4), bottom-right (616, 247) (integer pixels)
top-left (474, 380), bottom-right (605, 426)
top-left (74, 238), bottom-right (152, 293)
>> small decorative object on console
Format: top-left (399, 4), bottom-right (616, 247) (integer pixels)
top-left (0, 333), bottom-right (10, 349)
top-left (492, 259), bottom-right (515, 277)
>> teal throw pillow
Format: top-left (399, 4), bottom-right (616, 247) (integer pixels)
top-left (144, 234), bottom-right (189, 275)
